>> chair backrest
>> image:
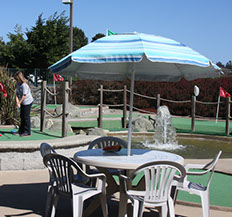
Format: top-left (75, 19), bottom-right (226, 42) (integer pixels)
top-left (88, 136), bottom-right (127, 149)
top-left (130, 161), bottom-right (186, 204)
top-left (204, 151), bottom-right (222, 189)
top-left (43, 153), bottom-right (85, 198)
top-left (40, 142), bottom-right (56, 157)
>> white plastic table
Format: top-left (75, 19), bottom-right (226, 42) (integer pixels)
top-left (74, 149), bottom-right (184, 217)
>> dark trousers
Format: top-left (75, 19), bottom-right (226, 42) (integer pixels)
top-left (19, 103), bottom-right (32, 135)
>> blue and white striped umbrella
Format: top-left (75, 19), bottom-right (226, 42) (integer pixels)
top-left (49, 32), bottom-right (221, 156)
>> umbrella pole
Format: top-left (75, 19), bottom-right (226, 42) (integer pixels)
top-left (127, 68), bottom-right (135, 156)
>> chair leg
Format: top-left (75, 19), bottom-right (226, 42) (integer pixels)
top-left (99, 193), bottom-right (108, 217)
top-left (168, 197), bottom-right (175, 217)
top-left (160, 204), bottom-right (168, 217)
top-left (133, 200), bottom-right (144, 217)
top-left (44, 185), bottom-right (54, 217)
top-left (51, 194), bottom-right (59, 217)
top-left (201, 192), bottom-right (210, 217)
top-left (73, 196), bottom-right (84, 217)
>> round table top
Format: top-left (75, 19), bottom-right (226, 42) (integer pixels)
top-left (74, 149), bottom-right (184, 170)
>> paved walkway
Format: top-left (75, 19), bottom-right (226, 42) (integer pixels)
top-left (0, 169), bottom-right (231, 217)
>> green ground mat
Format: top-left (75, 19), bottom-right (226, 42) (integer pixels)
top-left (0, 128), bottom-right (74, 141)
top-left (113, 171), bottom-right (232, 208)
top-left (177, 171), bottom-right (232, 207)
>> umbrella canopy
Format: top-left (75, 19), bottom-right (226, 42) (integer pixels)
top-left (49, 32), bottom-right (221, 156)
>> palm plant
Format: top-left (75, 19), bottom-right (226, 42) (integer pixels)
top-left (0, 69), bottom-right (19, 125)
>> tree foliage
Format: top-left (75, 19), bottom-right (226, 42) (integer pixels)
top-left (91, 33), bottom-right (105, 42)
top-left (0, 12), bottom-right (88, 69)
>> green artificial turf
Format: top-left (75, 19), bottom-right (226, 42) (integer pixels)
top-left (0, 127), bottom-right (74, 141)
top-left (113, 171), bottom-right (232, 208)
top-left (177, 171), bottom-right (232, 207)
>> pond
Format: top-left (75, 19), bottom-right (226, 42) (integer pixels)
top-left (118, 135), bottom-right (232, 159)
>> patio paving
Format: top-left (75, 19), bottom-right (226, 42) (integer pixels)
top-left (0, 169), bottom-right (231, 217)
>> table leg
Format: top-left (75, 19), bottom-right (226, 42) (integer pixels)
top-left (84, 167), bottom-right (120, 217)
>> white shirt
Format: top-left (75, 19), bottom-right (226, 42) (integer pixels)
top-left (16, 82), bottom-right (33, 105)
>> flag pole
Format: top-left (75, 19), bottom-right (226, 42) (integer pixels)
top-left (53, 80), bottom-right (57, 105)
top-left (216, 96), bottom-right (220, 123)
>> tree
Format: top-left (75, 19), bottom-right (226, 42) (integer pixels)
top-left (216, 61), bottom-right (224, 68)
top-left (5, 25), bottom-right (31, 68)
top-left (0, 12), bottom-right (88, 69)
top-left (226, 60), bottom-right (232, 69)
top-left (26, 12), bottom-right (88, 68)
top-left (26, 12), bottom-right (69, 68)
top-left (91, 33), bottom-right (105, 42)
top-left (0, 38), bottom-right (8, 67)
top-left (73, 27), bottom-right (88, 51)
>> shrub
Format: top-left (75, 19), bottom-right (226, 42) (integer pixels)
top-left (0, 69), bottom-right (18, 125)
top-left (57, 77), bottom-right (232, 118)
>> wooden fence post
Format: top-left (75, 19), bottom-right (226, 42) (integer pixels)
top-left (69, 77), bottom-right (72, 103)
top-left (225, 97), bottom-right (231, 135)
top-left (40, 80), bottom-right (46, 132)
top-left (98, 85), bottom-right (103, 128)
top-left (122, 85), bottom-right (127, 128)
top-left (62, 81), bottom-right (69, 137)
top-left (191, 95), bottom-right (196, 132)
top-left (157, 94), bottom-right (160, 110)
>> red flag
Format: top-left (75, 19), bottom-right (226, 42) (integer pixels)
top-left (0, 82), bottom-right (7, 97)
top-left (219, 87), bottom-right (231, 98)
top-left (53, 73), bottom-right (64, 82)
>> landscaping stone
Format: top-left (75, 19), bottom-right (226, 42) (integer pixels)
top-left (45, 119), bottom-right (54, 129)
top-left (148, 114), bottom-right (157, 127)
top-left (31, 116), bottom-right (40, 128)
top-left (75, 129), bottom-right (87, 135)
top-left (87, 127), bottom-right (108, 136)
top-left (132, 115), bottom-right (154, 132)
top-left (54, 103), bottom-right (81, 119)
top-left (49, 122), bottom-right (73, 133)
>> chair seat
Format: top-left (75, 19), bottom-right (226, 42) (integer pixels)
top-left (127, 190), bottom-right (167, 204)
top-left (72, 184), bottom-right (101, 198)
top-left (188, 182), bottom-right (207, 191)
top-left (91, 168), bottom-right (122, 176)
top-left (50, 174), bottom-right (89, 185)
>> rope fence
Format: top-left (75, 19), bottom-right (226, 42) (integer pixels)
top-left (98, 85), bottom-right (231, 135)
top-left (40, 81), bottom-right (70, 137)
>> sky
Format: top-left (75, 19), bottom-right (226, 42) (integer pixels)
top-left (0, 0), bottom-right (231, 65)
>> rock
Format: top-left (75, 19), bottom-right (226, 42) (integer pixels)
top-left (49, 122), bottom-right (73, 133)
top-left (31, 116), bottom-right (40, 128)
top-left (45, 119), bottom-right (54, 129)
top-left (75, 129), bottom-right (86, 135)
top-left (87, 127), bottom-right (108, 136)
top-left (132, 115), bottom-right (154, 132)
top-left (148, 114), bottom-right (157, 127)
top-left (55, 103), bottom-right (81, 119)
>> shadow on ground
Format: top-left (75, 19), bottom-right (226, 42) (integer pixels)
top-left (0, 182), bottom-right (169, 217)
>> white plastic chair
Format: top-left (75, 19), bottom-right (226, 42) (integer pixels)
top-left (88, 136), bottom-right (128, 150)
top-left (43, 153), bottom-right (108, 217)
top-left (88, 136), bottom-right (128, 184)
top-left (120, 161), bottom-right (186, 217)
top-left (175, 151), bottom-right (222, 217)
top-left (40, 142), bottom-right (88, 184)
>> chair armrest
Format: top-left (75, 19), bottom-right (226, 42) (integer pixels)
top-left (119, 174), bottom-right (131, 193)
top-left (87, 173), bottom-right (106, 191)
top-left (185, 164), bottom-right (211, 176)
top-left (184, 163), bottom-right (205, 171)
